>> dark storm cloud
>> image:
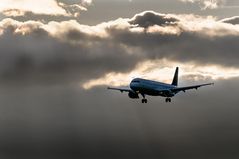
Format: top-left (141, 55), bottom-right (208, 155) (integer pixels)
top-left (0, 25), bottom-right (141, 85)
top-left (106, 11), bottom-right (239, 67)
top-left (129, 11), bottom-right (179, 28)
top-left (0, 77), bottom-right (239, 159)
top-left (3, 12), bottom-right (78, 23)
top-left (0, 11), bottom-right (239, 86)
top-left (109, 27), bottom-right (239, 67)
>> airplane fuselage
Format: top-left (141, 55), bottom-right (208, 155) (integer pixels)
top-left (130, 78), bottom-right (177, 97)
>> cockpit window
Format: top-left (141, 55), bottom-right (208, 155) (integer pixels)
top-left (133, 80), bottom-right (140, 83)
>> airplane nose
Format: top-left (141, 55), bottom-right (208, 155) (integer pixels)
top-left (130, 82), bottom-right (138, 90)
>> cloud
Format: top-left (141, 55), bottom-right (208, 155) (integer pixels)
top-left (1, 10), bottom-right (239, 159)
top-left (0, 18), bottom-right (139, 86)
top-left (1, 77), bottom-right (239, 159)
top-left (82, 60), bottom-right (239, 89)
top-left (0, 0), bottom-right (67, 16)
top-left (129, 11), bottom-right (179, 28)
top-left (58, 0), bottom-right (93, 18)
top-left (0, 11), bottom-right (239, 88)
top-left (81, 0), bottom-right (93, 6)
top-left (179, 0), bottom-right (225, 9)
top-left (0, 0), bottom-right (93, 17)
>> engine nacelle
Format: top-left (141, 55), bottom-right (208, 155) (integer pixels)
top-left (128, 91), bottom-right (139, 99)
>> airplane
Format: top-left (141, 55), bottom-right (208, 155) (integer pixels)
top-left (108, 67), bottom-right (214, 103)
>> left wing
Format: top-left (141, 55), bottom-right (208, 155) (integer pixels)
top-left (107, 86), bottom-right (132, 92)
top-left (171, 83), bottom-right (214, 92)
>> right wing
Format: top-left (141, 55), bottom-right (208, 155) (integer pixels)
top-left (107, 86), bottom-right (132, 93)
top-left (154, 83), bottom-right (214, 96)
top-left (171, 83), bottom-right (214, 93)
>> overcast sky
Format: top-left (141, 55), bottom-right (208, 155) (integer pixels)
top-left (0, 0), bottom-right (239, 159)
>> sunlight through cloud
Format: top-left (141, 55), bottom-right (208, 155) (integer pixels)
top-left (0, 0), bottom-right (93, 17)
top-left (82, 60), bottom-right (239, 89)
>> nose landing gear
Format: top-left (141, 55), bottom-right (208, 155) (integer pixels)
top-left (141, 94), bottom-right (148, 103)
top-left (165, 98), bottom-right (171, 103)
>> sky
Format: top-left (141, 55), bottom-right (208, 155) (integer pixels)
top-left (0, 0), bottom-right (239, 159)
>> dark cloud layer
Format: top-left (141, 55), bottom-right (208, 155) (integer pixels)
top-left (129, 11), bottom-right (179, 28)
top-left (111, 29), bottom-right (239, 67)
top-left (110, 12), bottom-right (239, 67)
top-left (2, 12), bottom-right (78, 23)
top-left (0, 78), bottom-right (239, 159)
top-left (0, 24), bottom-right (140, 85)
top-left (1, 11), bottom-right (239, 86)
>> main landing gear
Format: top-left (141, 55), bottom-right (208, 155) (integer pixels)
top-left (142, 98), bottom-right (148, 103)
top-left (165, 98), bottom-right (171, 103)
top-left (141, 94), bottom-right (148, 103)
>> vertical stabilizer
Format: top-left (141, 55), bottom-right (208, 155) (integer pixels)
top-left (171, 67), bottom-right (179, 86)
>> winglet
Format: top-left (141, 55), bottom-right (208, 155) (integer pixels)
top-left (171, 67), bottom-right (179, 86)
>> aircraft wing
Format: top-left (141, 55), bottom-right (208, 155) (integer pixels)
top-left (107, 86), bottom-right (132, 92)
top-left (171, 83), bottom-right (214, 92)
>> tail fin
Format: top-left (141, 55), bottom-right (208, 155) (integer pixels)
top-left (171, 67), bottom-right (179, 86)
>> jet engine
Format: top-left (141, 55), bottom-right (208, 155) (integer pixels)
top-left (128, 91), bottom-right (139, 99)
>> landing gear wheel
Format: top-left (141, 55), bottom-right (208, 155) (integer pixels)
top-left (165, 98), bottom-right (171, 103)
top-left (141, 99), bottom-right (148, 103)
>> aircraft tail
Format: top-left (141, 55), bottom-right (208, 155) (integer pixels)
top-left (171, 67), bottom-right (179, 86)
